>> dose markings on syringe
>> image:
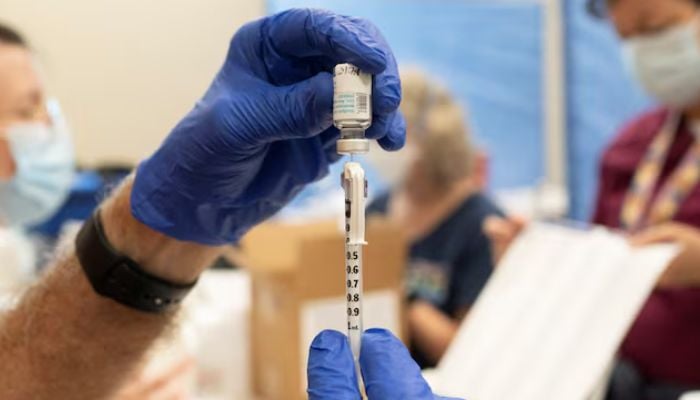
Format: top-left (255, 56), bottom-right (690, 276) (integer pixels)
top-left (345, 242), bottom-right (362, 332)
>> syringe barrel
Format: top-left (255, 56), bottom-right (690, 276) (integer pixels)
top-left (342, 162), bottom-right (366, 371)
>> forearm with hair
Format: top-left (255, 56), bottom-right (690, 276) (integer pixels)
top-left (407, 301), bottom-right (464, 365)
top-left (0, 177), bottom-right (223, 400)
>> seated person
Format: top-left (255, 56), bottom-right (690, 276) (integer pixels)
top-left (367, 70), bottom-right (503, 368)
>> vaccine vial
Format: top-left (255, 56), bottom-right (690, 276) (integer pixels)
top-left (333, 63), bottom-right (372, 155)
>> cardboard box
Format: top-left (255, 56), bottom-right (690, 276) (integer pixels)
top-left (242, 219), bottom-right (406, 400)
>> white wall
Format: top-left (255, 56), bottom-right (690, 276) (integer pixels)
top-left (0, 0), bottom-right (264, 166)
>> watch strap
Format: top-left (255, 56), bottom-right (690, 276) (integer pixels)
top-left (75, 209), bottom-right (196, 313)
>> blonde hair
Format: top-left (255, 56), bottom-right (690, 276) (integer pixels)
top-left (400, 69), bottom-right (474, 191)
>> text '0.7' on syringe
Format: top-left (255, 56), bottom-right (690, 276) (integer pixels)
top-left (334, 63), bottom-right (372, 375)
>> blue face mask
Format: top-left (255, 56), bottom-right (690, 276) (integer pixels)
top-left (0, 100), bottom-right (75, 228)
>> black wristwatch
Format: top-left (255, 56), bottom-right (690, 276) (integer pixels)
top-left (75, 209), bottom-right (196, 313)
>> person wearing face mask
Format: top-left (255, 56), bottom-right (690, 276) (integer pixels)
top-left (597, 1), bottom-right (700, 397)
top-left (366, 69), bottom-right (503, 369)
top-left (0, 23), bottom-right (203, 400)
top-left (0, 24), bottom-right (75, 293)
top-left (486, 0), bottom-right (700, 398)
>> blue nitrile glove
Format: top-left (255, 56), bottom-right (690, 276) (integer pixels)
top-left (307, 329), bottom-right (462, 400)
top-left (131, 9), bottom-right (404, 245)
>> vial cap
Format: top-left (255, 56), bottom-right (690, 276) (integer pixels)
top-left (337, 139), bottom-right (370, 154)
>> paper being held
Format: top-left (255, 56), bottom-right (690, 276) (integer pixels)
top-left (434, 222), bottom-right (679, 400)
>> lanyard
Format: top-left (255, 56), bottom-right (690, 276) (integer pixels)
top-left (621, 114), bottom-right (700, 231)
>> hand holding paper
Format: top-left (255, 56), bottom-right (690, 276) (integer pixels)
top-left (632, 222), bottom-right (700, 288)
top-left (435, 223), bottom-right (679, 400)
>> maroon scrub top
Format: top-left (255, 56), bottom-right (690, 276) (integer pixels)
top-left (593, 108), bottom-right (700, 386)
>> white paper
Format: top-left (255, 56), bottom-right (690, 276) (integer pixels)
top-left (299, 289), bottom-right (401, 389)
top-left (434, 222), bottom-right (678, 400)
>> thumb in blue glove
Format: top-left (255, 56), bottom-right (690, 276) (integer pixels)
top-left (307, 329), bottom-right (461, 400)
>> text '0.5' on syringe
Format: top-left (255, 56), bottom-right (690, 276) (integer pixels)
top-left (334, 62), bottom-right (371, 374)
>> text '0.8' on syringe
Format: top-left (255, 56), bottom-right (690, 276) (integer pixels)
top-left (334, 62), bottom-right (372, 372)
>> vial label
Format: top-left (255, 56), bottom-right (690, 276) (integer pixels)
top-left (334, 63), bottom-right (372, 127)
top-left (335, 93), bottom-right (369, 115)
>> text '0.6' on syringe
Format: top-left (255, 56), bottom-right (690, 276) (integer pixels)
top-left (334, 63), bottom-right (371, 375)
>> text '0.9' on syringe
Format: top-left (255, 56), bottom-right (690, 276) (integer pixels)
top-left (334, 62), bottom-right (371, 374)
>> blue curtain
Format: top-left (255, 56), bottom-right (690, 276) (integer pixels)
top-left (564, 0), bottom-right (651, 220)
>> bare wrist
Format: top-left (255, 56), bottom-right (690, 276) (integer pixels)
top-left (99, 176), bottom-right (224, 284)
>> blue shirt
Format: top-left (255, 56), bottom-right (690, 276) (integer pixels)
top-left (368, 191), bottom-right (503, 367)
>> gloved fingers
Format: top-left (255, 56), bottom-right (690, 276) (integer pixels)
top-left (320, 127), bottom-right (343, 163)
top-left (264, 71), bottom-right (335, 142)
top-left (369, 111), bottom-right (406, 151)
top-left (370, 68), bottom-right (404, 149)
top-left (265, 9), bottom-right (388, 74)
top-left (364, 110), bottom-right (395, 139)
top-left (307, 330), bottom-right (362, 400)
top-left (360, 328), bottom-right (435, 400)
top-left (371, 49), bottom-right (402, 115)
top-left (326, 151), bottom-right (344, 164)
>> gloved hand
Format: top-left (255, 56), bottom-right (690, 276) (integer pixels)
top-left (131, 9), bottom-right (404, 245)
top-left (307, 328), bottom-right (462, 400)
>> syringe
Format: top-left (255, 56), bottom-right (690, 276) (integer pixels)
top-left (333, 63), bottom-right (372, 375)
top-left (341, 163), bottom-right (366, 371)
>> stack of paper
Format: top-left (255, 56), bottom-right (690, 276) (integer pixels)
top-left (434, 223), bottom-right (678, 400)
